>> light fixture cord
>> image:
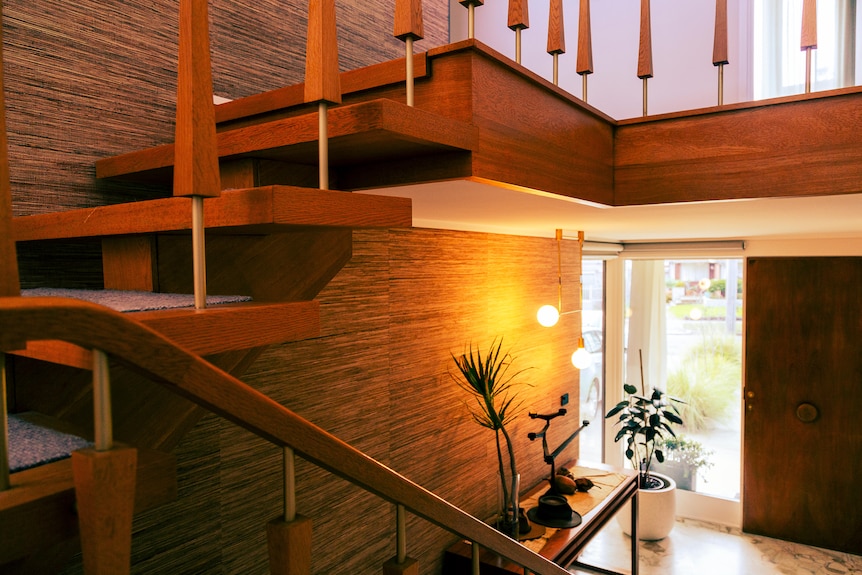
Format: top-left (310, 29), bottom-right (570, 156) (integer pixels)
top-left (556, 228), bottom-right (563, 312)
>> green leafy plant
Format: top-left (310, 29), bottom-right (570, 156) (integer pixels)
top-left (666, 335), bottom-right (740, 431)
top-left (605, 366), bottom-right (684, 489)
top-left (652, 435), bottom-right (714, 491)
top-left (451, 339), bottom-right (530, 536)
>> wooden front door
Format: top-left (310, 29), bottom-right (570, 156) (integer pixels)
top-left (744, 257), bottom-right (862, 554)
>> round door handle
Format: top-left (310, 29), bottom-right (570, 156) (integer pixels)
top-left (796, 402), bottom-right (819, 423)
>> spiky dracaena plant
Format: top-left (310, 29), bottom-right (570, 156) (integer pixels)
top-left (451, 339), bottom-right (530, 536)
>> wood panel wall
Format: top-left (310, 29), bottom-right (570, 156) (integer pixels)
top-left (53, 228), bottom-right (584, 574)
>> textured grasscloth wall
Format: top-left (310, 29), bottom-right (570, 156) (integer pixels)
top-left (56, 229), bottom-right (583, 574)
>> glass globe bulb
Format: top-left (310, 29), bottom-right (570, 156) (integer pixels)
top-left (689, 307), bottom-right (703, 320)
top-left (572, 346), bottom-right (592, 369)
top-left (537, 304), bottom-right (560, 327)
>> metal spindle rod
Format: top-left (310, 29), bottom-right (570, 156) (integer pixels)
top-left (283, 446), bottom-right (296, 521)
top-left (552, 54), bottom-right (559, 86)
top-left (582, 74), bottom-right (588, 102)
top-left (0, 354), bottom-right (10, 491)
top-left (318, 102), bottom-right (329, 190)
top-left (468, 4), bottom-right (476, 39)
top-left (717, 63), bottom-right (724, 105)
top-left (515, 29), bottom-right (522, 64)
top-left (405, 37), bottom-right (415, 107)
top-left (93, 349), bottom-right (113, 451)
top-left (642, 78), bottom-right (648, 117)
top-left (396, 504), bottom-right (407, 563)
top-left (471, 541), bottom-right (480, 575)
top-left (191, 195), bottom-right (207, 310)
top-left (805, 49), bottom-right (812, 93)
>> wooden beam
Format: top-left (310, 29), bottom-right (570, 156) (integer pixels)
top-left (174, 0), bottom-right (220, 199)
top-left (615, 91), bottom-right (862, 204)
top-left (577, 0), bottom-right (593, 75)
top-left (305, 0), bottom-right (342, 105)
top-left (547, 0), bottom-right (565, 55)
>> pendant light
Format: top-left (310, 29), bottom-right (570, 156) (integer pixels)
top-left (536, 230), bottom-right (593, 370)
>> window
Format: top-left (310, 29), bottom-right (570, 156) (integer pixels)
top-left (754, 0), bottom-right (858, 98)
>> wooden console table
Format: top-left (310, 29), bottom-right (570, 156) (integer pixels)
top-left (443, 461), bottom-right (639, 575)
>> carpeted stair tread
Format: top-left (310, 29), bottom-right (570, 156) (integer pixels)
top-left (22, 287), bottom-right (251, 312)
top-left (6, 413), bottom-right (92, 473)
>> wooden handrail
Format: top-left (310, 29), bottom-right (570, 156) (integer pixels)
top-left (0, 296), bottom-right (571, 575)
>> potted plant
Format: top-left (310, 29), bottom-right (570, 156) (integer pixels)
top-left (652, 435), bottom-right (713, 492)
top-left (605, 363), bottom-right (684, 540)
top-left (451, 339), bottom-right (531, 538)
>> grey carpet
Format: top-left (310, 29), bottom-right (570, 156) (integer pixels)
top-left (22, 288), bottom-right (251, 312)
top-left (7, 414), bottom-right (93, 472)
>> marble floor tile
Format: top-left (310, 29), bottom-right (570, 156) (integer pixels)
top-left (568, 517), bottom-right (862, 575)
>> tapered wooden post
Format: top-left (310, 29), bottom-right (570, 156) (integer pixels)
top-left (508, 0), bottom-right (529, 64)
top-left (713, 0), bottom-right (729, 105)
top-left (395, 0), bottom-right (424, 106)
top-left (73, 349), bottom-right (137, 575)
top-left (638, 0), bottom-right (653, 116)
top-left (268, 446), bottom-right (313, 575)
top-left (267, 516), bottom-right (313, 575)
top-left (547, 0), bottom-right (565, 86)
top-left (305, 0), bottom-right (342, 190)
top-left (576, 0), bottom-right (593, 101)
top-left (0, 2), bottom-right (21, 494)
top-left (459, 0), bottom-right (484, 39)
top-left (175, 0), bottom-right (220, 310)
top-left (801, 0), bottom-right (817, 93)
top-left (0, 1), bottom-right (19, 300)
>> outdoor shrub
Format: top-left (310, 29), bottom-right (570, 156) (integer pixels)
top-left (666, 335), bottom-right (741, 432)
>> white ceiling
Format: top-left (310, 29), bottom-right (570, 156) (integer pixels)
top-left (367, 180), bottom-right (862, 244)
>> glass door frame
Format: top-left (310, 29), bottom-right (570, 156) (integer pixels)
top-left (603, 254), bottom-right (744, 528)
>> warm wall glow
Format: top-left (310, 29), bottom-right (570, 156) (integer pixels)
top-left (537, 304), bottom-right (560, 327)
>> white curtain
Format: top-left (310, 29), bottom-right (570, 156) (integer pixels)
top-left (625, 260), bottom-right (667, 394)
top-left (755, 0), bottom-right (857, 99)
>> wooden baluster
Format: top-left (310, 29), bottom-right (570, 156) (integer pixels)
top-left (268, 446), bottom-right (313, 575)
top-left (576, 0), bottom-right (593, 101)
top-left (801, 0), bottom-right (817, 93)
top-left (547, 0), bottom-right (565, 86)
top-left (713, 0), bottom-right (729, 105)
top-left (382, 504), bottom-right (419, 575)
top-left (72, 350), bottom-right (137, 575)
top-left (638, 0), bottom-right (653, 116)
top-left (508, 0), bottom-right (529, 64)
top-left (175, 0), bottom-right (221, 310)
top-left (305, 0), bottom-right (342, 191)
top-left (395, 0), bottom-right (424, 107)
top-left (459, 0), bottom-right (484, 40)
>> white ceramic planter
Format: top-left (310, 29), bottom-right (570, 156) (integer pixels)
top-left (617, 472), bottom-right (677, 541)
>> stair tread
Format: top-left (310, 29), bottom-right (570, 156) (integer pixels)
top-left (12, 300), bottom-right (320, 365)
top-left (14, 184), bottom-right (411, 242)
top-left (95, 98), bottom-right (477, 184)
